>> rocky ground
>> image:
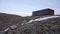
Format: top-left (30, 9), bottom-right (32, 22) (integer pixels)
top-left (0, 13), bottom-right (24, 30)
top-left (0, 13), bottom-right (60, 34)
top-left (7, 16), bottom-right (60, 34)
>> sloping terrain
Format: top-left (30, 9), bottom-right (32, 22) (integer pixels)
top-left (0, 13), bottom-right (24, 30)
top-left (0, 13), bottom-right (43, 31)
top-left (24, 15), bottom-right (50, 22)
top-left (0, 13), bottom-right (60, 34)
top-left (7, 16), bottom-right (60, 34)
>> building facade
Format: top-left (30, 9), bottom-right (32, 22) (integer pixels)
top-left (32, 8), bottom-right (54, 16)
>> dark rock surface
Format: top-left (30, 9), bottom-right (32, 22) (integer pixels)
top-left (7, 16), bottom-right (60, 34)
top-left (0, 13), bottom-right (24, 30)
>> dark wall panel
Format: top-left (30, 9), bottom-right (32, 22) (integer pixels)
top-left (32, 9), bottom-right (54, 16)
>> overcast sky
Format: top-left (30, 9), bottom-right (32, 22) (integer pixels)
top-left (0, 0), bottom-right (60, 16)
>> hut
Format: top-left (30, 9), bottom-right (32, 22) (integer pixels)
top-left (32, 8), bottom-right (54, 16)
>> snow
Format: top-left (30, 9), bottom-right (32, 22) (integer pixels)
top-left (10, 25), bottom-right (17, 29)
top-left (33, 16), bottom-right (60, 21)
top-left (4, 28), bottom-right (10, 32)
top-left (29, 16), bottom-right (60, 23)
top-left (21, 16), bottom-right (60, 25)
top-left (4, 25), bottom-right (17, 32)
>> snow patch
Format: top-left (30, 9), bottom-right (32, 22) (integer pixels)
top-left (4, 28), bottom-right (10, 32)
top-left (10, 25), bottom-right (17, 29)
top-left (22, 16), bottom-right (60, 25)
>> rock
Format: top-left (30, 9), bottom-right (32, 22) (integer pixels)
top-left (7, 16), bottom-right (60, 34)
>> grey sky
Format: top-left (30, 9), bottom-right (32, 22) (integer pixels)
top-left (0, 0), bottom-right (60, 16)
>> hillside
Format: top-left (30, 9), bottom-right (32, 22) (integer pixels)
top-left (0, 13), bottom-right (24, 30)
top-left (7, 16), bottom-right (60, 34)
top-left (0, 13), bottom-right (43, 31)
top-left (0, 13), bottom-right (60, 34)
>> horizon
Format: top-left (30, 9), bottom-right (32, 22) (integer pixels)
top-left (0, 0), bottom-right (60, 16)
